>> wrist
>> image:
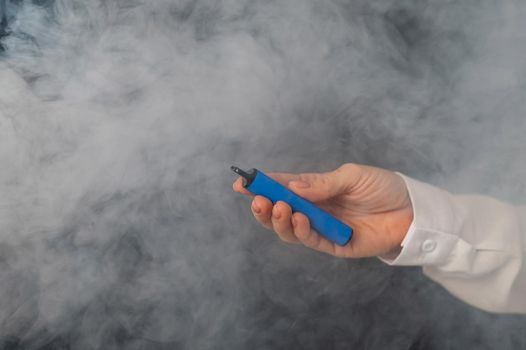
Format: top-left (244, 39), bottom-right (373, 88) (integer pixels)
top-left (379, 207), bottom-right (413, 259)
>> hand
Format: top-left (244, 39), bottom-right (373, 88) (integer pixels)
top-left (232, 163), bottom-right (413, 258)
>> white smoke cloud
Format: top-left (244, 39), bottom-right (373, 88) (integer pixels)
top-left (1, 0), bottom-right (526, 348)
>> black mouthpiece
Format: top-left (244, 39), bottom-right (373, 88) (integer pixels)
top-left (231, 166), bottom-right (257, 187)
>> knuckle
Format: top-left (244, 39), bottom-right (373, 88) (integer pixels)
top-left (256, 214), bottom-right (271, 225)
top-left (275, 201), bottom-right (290, 212)
top-left (271, 213), bottom-right (282, 224)
top-left (333, 248), bottom-right (346, 258)
top-left (278, 233), bottom-right (293, 243)
top-left (337, 163), bottom-right (359, 174)
top-left (263, 223), bottom-right (274, 231)
top-left (307, 232), bottom-right (320, 247)
top-left (302, 236), bottom-right (316, 248)
top-left (258, 219), bottom-right (272, 229)
top-left (252, 208), bottom-right (265, 218)
top-left (273, 223), bottom-right (283, 234)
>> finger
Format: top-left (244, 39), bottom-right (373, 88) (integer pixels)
top-left (288, 164), bottom-right (363, 202)
top-left (265, 172), bottom-right (301, 187)
top-left (292, 213), bottom-right (350, 257)
top-left (271, 201), bottom-right (299, 244)
top-left (267, 171), bottom-right (346, 201)
top-left (252, 196), bottom-right (273, 230)
top-left (233, 177), bottom-right (252, 196)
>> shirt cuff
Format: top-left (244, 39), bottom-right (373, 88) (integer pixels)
top-left (379, 173), bottom-right (460, 266)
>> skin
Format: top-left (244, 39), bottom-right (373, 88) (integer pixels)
top-left (232, 163), bottom-right (414, 258)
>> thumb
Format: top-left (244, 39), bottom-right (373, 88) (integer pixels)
top-left (288, 165), bottom-right (359, 202)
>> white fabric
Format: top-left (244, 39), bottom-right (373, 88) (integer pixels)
top-left (380, 174), bottom-right (526, 313)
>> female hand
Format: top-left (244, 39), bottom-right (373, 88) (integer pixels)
top-left (233, 163), bottom-right (413, 258)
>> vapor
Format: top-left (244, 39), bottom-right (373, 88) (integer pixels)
top-left (1, 0), bottom-right (526, 349)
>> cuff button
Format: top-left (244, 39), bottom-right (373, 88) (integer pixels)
top-left (422, 239), bottom-right (437, 252)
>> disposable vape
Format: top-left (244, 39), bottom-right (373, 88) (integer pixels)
top-left (231, 166), bottom-right (353, 246)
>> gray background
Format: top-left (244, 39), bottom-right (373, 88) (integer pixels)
top-left (1, 0), bottom-right (526, 349)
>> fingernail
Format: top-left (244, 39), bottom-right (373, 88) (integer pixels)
top-left (290, 181), bottom-right (310, 189)
top-left (252, 204), bottom-right (261, 214)
top-left (272, 209), bottom-right (281, 220)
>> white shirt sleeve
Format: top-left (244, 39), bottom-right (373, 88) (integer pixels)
top-left (380, 174), bottom-right (526, 313)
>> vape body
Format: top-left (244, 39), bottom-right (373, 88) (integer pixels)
top-left (232, 167), bottom-right (353, 246)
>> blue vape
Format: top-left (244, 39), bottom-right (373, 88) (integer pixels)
top-left (231, 166), bottom-right (353, 246)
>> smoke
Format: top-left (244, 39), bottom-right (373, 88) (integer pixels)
top-left (1, 0), bottom-right (526, 349)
